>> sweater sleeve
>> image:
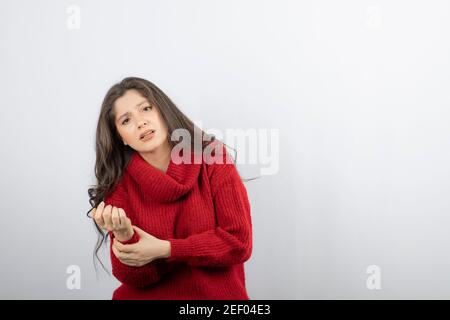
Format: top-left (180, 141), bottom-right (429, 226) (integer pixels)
top-left (166, 147), bottom-right (253, 267)
top-left (104, 180), bottom-right (171, 288)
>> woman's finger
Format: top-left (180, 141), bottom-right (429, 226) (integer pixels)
top-left (122, 217), bottom-right (132, 231)
top-left (120, 260), bottom-right (140, 266)
top-left (94, 202), bottom-right (105, 229)
top-left (118, 208), bottom-right (126, 227)
top-left (111, 242), bottom-right (121, 258)
top-left (112, 242), bottom-right (135, 261)
top-left (103, 205), bottom-right (113, 231)
top-left (111, 207), bottom-right (120, 230)
top-left (113, 239), bottom-right (136, 253)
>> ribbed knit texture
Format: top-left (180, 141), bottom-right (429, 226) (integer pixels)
top-left (104, 142), bottom-right (253, 300)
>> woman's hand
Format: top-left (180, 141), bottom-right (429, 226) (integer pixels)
top-left (111, 226), bottom-right (171, 267)
top-left (93, 201), bottom-right (134, 242)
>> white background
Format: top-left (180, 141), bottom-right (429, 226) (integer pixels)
top-left (0, 0), bottom-right (449, 299)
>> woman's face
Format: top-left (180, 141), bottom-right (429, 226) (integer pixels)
top-left (113, 89), bottom-right (170, 153)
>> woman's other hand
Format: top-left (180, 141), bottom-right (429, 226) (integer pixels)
top-left (111, 226), bottom-right (171, 267)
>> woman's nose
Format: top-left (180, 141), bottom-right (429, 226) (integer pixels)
top-left (138, 119), bottom-right (148, 129)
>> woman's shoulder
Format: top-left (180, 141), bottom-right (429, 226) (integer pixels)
top-left (202, 140), bottom-right (241, 188)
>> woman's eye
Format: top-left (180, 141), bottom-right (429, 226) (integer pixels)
top-left (143, 106), bottom-right (152, 111)
top-left (122, 119), bottom-right (129, 125)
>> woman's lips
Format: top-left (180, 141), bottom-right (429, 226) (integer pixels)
top-left (140, 130), bottom-right (155, 142)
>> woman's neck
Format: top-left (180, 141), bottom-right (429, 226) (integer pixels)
top-left (139, 141), bottom-right (172, 173)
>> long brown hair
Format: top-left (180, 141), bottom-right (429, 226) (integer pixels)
top-left (87, 77), bottom-right (222, 274)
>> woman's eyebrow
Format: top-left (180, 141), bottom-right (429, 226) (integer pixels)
top-left (117, 100), bottom-right (148, 121)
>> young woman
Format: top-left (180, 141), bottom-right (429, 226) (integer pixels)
top-left (87, 77), bottom-right (253, 300)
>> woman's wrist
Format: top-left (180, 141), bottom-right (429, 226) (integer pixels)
top-left (160, 240), bottom-right (171, 259)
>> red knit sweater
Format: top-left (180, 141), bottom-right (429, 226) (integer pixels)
top-left (103, 143), bottom-right (253, 300)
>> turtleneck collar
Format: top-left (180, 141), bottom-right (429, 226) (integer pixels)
top-left (125, 150), bottom-right (202, 203)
